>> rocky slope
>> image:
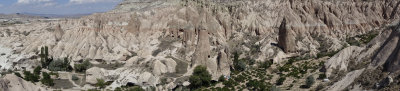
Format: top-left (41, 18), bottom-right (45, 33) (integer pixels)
top-left (0, 74), bottom-right (46, 91)
top-left (1, 0), bottom-right (400, 90)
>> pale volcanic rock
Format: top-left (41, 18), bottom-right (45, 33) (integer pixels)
top-left (1, 0), bottom-right (400, 90)
top-left (0, 74), bottom-right (47, 91)
top-left (152, 59), bottom-right (177, 76)
top-left (278, 18), bottom-right (296, 53)
top-left (327, 68), bottom-right (365, 91)
top-left (325, 46), bottom-right (363, 77)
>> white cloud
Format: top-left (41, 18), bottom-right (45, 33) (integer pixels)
top-left (17, 0), bottom-right (52, 4)
top-left (69, 0), bottom-right (118, 4)
top-left (42, 2), bottom-right (56, 7)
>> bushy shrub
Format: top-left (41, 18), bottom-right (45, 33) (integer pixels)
top-left (276, 77), bottom-right (286, 85)
top-left (23, 70), bottom-right (40, 82)
top-left (318, 73), bottom-right (326, 79)
top-left (218, 75), bottom-right (225, 82)
top-left (189, 65), bottom-right (212, 89)
top-left (96, 79), bottom-right (106, 89)
top-left (72, 75), bottom-right (79, 81)
top-left (41, 72), bottom-right (54, 86)
top-left (260, 60), bottom-right (272, 69)
top-left (304, 76), bottom-right (315, 88)
top-left (34, 66), bottom-right (42, 75)
top-left (48, 58), bottom-right (72, 71)
top-left (246, 79), bottom-right (269, 90)
top-left (74, 59), bottom-right (92, 72)
top-left (223, 79), bottom-right (236, 88)
top-left (232, 52), bottom-right (246, 71)
top-left (234, 74), bottom-right (246, 83)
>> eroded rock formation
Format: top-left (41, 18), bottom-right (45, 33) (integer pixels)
top-left (1, 0), bottom-right (400, 90)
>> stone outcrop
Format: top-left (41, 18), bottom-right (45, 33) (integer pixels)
top-left (0, 74), bottom-right (46, 91)
top-left (278, 18), bottom-right (296, 53)
top-left (325, 46), bottom-right (363, 77)
top-left (373, 24), bottom-right (400, 72)
top-left (324, 21), bottom-right (400, 90)
top-left (1, 0), bottom-right (400, 90)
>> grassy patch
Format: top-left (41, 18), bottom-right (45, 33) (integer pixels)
top-left (346, 31), bottom-right (378, 46)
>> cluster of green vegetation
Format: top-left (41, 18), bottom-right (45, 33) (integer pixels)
top-left (306, 76), bottom-right (315, 88)
top-left (189, 65), bottom-right (212, 89)
top-left (41, 72), bottom-right (54, 86)
top-left (74, 59), bottom-right (92, 73)
top-left (318, 73), bottom-right (327, 80)
top-left (48, 58), bottom-right (73, 71)
top-left (14, 72), bottom-right (22, 78)
top-left (220, 66), bottom-right (276, 91)
top-left (277, 57), bottom-right (324, 80)
top-left (95, 79), bottom-right (107, 89)
top-left (40, 46), bottom-right (52, 68)
top-left (316, 50), bottom-right (340, 58)
top-left (39, 46), bottom-right (73, 72)
top-left (246, 79), bottom-right (273, 90)
top-left (275, 77), bottom-right (286, 85)
top-left (232, 52), bottom-right (256, 72)
top-left (346, 31), bottom-right (378, 46)
top-left (23, 69), bottom-right (40, 83)
top-left (300, 76), bottom-right (315, 88)
top-left (259, 59), bottom-right (273, 69)
top-left (21, 66), bottom-right (54, 86)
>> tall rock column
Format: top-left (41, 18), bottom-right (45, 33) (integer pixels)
top-left (278, 18), bottom-right (296, 53)
top-left (193, 25), bottom-right (211, 66)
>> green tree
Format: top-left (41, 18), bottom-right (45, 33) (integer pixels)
top-left (305, 76), bottom-right (315, 88)
top-left (189, 65), bottom-right (212, 89)
top-left (218, 75), bottom-right (225, 82)
top-left (40, 46), bottom-right (53, 68)
top-left (33, 66), bottom-right (42, 75)
top-left (233, 52), bottom-right (245, 71)
top-left (41, 72), bottom-right (54, 86)
top-left (23, 70), bottom-right (39, 82)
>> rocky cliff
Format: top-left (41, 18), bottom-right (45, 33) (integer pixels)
top-left (1, 0), bottom-right (400, 90)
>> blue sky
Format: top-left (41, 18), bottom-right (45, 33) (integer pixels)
top-left (0, 0), bottom-right (122, 15)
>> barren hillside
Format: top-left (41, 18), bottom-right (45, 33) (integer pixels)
top-left (1, 0), bottom-right (400, 91)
